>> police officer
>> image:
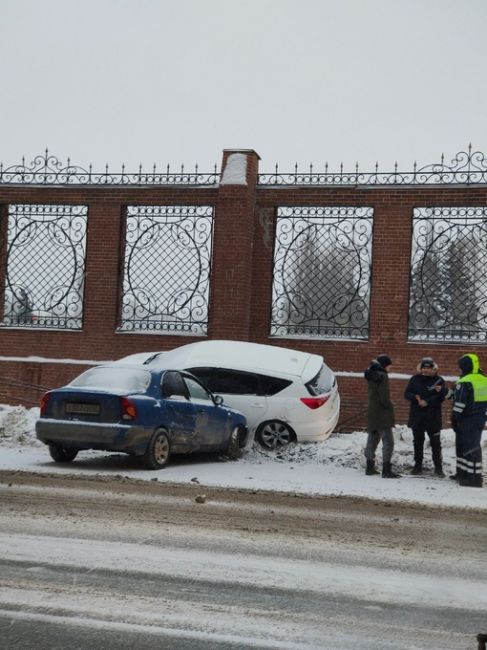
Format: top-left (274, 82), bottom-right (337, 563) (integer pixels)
top-left (451, 353), bottom-right (487, 488)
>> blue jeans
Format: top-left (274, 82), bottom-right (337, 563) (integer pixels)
top-left (365, 428), bottom-right (394, 464)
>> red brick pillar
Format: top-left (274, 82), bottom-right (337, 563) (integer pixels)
top-left (368, 194), bottom-right (412, 354)
top-left (209, 149), bottom-right (260, 340)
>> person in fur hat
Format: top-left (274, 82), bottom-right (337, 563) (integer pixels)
top-left (404, 357), bottom-right (448, 476)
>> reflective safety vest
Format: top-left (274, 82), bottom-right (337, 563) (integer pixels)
top-left (458, 372), bottom-right (487, 402)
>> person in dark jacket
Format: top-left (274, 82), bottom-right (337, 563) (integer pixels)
top-left (364, 354), bottom-right (400, 478)
top-left (451, 353), bottom-right (487, 488)
top-left (404, 357), bottom-right (448, 476)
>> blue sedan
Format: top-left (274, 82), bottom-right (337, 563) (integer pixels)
top-left (36, 364), bottom-right (248, 469)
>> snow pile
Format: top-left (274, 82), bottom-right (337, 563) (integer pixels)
top-left (219, 152), bottom-right (248, 185)
top-left (0, 405), bottom-right (40, 445)
top-left (246, 424), bottom-right (461, 475)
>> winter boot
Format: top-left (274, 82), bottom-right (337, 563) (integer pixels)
top-left (410, 463), bottom-right (422, 475)
top-left (434, 464), bottom-right (445, 478)
top-left (365, 460), bottom-right (379, 476)
top-left (382, 462), bottom-right (401, 479)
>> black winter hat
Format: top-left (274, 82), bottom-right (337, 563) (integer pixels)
top-left (420, 357), bottom-right (435, 369)
top-left (377, 354), bottom-right (392, 368)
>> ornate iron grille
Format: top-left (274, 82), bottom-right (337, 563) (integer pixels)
top-left (120, 205), bottom-right (214, 335)
top-left (409, 207), bottom-right (487, 342)
top-left (271, 206), bottom-right (373, 339)
top-left (259, 145), bottom-right (487, 186)
top-left (1, 204), bottom-right (87, 329)
top-left (0, 150), bottom-right (219, 186)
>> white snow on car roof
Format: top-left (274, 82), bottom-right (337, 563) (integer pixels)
top-left (158, 340), bottom-right (324, 378)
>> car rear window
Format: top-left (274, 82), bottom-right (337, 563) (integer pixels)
top-left (305, 363), bottom-right (335, 396)
top-left (69, 367), bottom-right (150, 393)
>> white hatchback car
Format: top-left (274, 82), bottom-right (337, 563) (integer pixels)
top-left (117, 341), bottom-right (340, 448)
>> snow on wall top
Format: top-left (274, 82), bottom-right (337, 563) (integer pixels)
top-left (220, 153), bottom-right (247, 185)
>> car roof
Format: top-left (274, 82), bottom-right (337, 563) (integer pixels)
top-left (146, 340), bottom-right (325, 380)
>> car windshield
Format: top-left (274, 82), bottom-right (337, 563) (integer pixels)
top-left (69, 367), bottom-right (151, 393)
top-left (306, 363), bottom-right (335, 395)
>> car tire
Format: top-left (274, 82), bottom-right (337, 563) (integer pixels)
top-left (256, 420), bottom-right (295, 449)
top-left (224, 425), bottom-right (243, 460)
top-left (48, 444), bottom-right (79, 463)
top-left (142, 429), bottom-right (171, 470)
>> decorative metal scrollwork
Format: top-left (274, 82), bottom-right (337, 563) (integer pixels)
top-left (1, 204), bottom-right (87, 329)
top-left (0, 149), bottom-right (219, 186)
top-left (271, 206), bottom-right (373, 339)
top-left (409, 207), bottom-right (487, 342)
top-left (119, 205), bottom-right (214, 335)
top-left (259, 145), bottom-right (487, 186)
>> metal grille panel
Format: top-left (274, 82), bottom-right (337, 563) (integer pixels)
top-left (270, 207), bottom-right (373, 339)
top-left (119, 205), bottom-right (214, 335)
top-left (409, 207), bottom-right (487, 342)
top-left (1, 204), bottom-right (87, 329)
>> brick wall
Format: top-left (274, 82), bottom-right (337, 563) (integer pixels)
top-left (1, 149), bottom-right (486, 429)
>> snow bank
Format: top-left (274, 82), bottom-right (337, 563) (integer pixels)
top-left (1, 404), bottom-right (486, 511)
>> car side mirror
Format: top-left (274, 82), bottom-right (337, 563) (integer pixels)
top-left (213, 394), bottom-right (224, 406)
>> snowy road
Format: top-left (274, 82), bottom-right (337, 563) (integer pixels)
top-left (1, 472), bottom-right (486, 649)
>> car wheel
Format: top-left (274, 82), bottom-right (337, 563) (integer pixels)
top-left (142, 429), bottom-right (171, 470)
top-left (48, 444), bottom-right (79, 463)
top-left (225, 425), bottom-right (243, 460)
top-left (256, 420), bottom-right (295, 449)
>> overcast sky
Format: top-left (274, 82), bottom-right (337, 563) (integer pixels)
top-left (0, 0), bottom-right (486, 173)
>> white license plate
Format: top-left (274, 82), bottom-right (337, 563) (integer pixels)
top-left (65, 402), bottom-right (100, 415)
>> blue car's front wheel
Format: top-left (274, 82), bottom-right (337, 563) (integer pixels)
top-left (142, 429), bottom-right (171, 470)
top-left (225, 425), bottom-right (243, 460)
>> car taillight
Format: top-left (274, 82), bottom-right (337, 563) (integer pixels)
top-left (39, 392), bottom-right (50, 416)
top-left (300, 396), bottom-right (329, 410)
top-left (121, 397), bottom-right (137, 420)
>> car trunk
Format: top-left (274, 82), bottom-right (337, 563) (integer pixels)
top-left (45, 390), bottom-right (125, 423)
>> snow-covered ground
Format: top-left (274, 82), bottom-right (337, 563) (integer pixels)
top-left (1, 403), bottom-right (486, 511)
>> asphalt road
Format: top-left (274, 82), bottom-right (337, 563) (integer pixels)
top-left (0, 470), bottom-right (486, 649)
